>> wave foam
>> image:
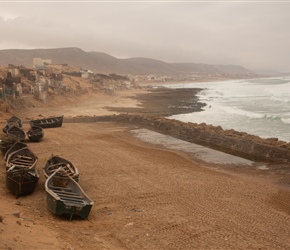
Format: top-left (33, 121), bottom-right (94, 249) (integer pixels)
top-left (282, 118), bottom-right (290, 124)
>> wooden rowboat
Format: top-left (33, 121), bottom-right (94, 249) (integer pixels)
top-left (2, 116), bottom-right (22, 134)
top-left (27, 126), bottom-right (44, 142)
top-left (5, 146), bottom-right (39, 197)
top-left (0, 135), bottom-right (16, 156)
top-left (6, 147), bottom-right (38, 170)
top-left (7, 116), bottom-right (22, 127)
top-left (29, 115), bottom-right (64, 129)
top-left (43, 155), bottom-right (79, 182)
top-left (7, 126), bottom-right (26, 142)
top-left (45, 167), bottom-right (93, 220)
top-left (4, 142), bottom-right (28, 162)
top-left (6, 166), bottom-right (39, 198)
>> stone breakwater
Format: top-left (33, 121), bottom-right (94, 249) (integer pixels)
top-left (64, 114), bottom-right (290, 163)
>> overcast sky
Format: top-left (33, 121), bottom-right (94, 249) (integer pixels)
top-left (0, 1), bottom-right (290, 72)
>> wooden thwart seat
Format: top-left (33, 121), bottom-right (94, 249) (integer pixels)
top-left (62, 200), bottom-right (85, 206)
top-left (11, 159), bottom-right (33, 165)
top-left (60, 196), bottom-right (85, 203)
top-left (50, 185), bottom-right (73, 191)
top-left (53, 190), bottom-right (82, 198)
top-left (15, 155), bottom-right (33, 160)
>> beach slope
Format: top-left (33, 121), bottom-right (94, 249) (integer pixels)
top-left (1, 88), bottom-right (290, 249)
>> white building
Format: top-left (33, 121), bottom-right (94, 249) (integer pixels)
top-left (32, 58), bottom-right (52, 68)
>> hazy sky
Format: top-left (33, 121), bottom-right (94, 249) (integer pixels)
top-left (0, 1), bottom-right (290, 72)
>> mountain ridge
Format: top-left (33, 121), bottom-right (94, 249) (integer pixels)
top-left (0, 47), bottom-right (255, 77)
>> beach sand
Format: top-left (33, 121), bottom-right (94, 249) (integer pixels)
top-left (1, 87), bottom-right (290, 249)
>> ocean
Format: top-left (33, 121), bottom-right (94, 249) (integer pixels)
top-left (162, 76), bottom-right (290, 143)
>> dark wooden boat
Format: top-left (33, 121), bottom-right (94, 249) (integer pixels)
top-left (2, 116), bottom-right (22, 133)
top-left (6, 165), bottom-right (39, 198)
top-left (29, 115), bottom-right (64, 129)
top-left (2, 124), bottom-right (10, 134)
top-left (8, 116), bottom-right (22, 127)
top-left (0, 135), bottom-right (16, 156)
top-left (6, 147), bottom-right (38, 170)
top-left (4, 142), bottom-right (28, 162)
top-left (7, 126), bottom-right (25, 142)
top-left (43, 155), bottom-right (79, 182)
top-left (27, 126), bottom-right (44, 142)
top-left (45, 167), bottom-right (93, 220)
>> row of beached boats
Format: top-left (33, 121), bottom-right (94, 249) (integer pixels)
top-left (1, 115), bottom-right (94, 220)
top-left (1, 115), bottom-right (64, 144)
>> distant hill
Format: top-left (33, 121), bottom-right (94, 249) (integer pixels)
top-left (0, 47), bottom-right (255, 77)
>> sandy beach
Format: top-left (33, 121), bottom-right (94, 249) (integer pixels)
top-left (1, 88), bottom-right (290, 250)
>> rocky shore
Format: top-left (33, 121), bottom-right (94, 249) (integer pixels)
top-left (106, 87), bottom-right (206, 116)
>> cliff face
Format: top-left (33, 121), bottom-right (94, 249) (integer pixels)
top-left (64, 114), bottom-right (290, 164)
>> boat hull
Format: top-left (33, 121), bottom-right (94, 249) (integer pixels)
top-left (6, 167), bottom-right (39, 198)
top-left (46, 192), bottom-right (93, 219)
top-left (29, 116), bottom-right (64, 129)
top-left (0, 137), bottom-right (16, 156)
top-left (7, 126), bottom-right (26, 142)
top-left (27, 126), bottom-right (44, 142)
top-left (43, 155), bottom-right (79, 182)
top-left (6, 147), bottom-right (38, 170)
top-left (45, 168), bottom-right (93, 220)
top-left (2, 116), bottom-right (22, 133)
top-left (4, 142), bottom-right (27, 161)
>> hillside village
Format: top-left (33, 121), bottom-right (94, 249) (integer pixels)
top-left (0, 58), bottom-right (141, 118)
top-left (0, 52), bottom-right (261, 120)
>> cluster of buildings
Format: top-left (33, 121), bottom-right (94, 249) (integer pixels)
top-left (32, 57), bottom-right (93, 78)
top-left (0, 58), bottom-right (94, 103)
top-left (0, 57), bottom-right (139, 109)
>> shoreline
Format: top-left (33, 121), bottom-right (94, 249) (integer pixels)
top-left (2, 86), bottom-right (290, 249)
top-left (107, 86), bottom-right (207, 117)
top-left (0, 86), bottom-right (206, 122)
top-left (62, 114), bottom-right (290, 164)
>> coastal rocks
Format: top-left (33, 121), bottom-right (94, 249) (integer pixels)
top-left (111, 114), bottom-right (290, 163)
top-left (64, 114), bottom-right (290, 163)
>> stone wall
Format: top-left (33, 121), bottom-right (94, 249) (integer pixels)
top-left (64, 114), bottom-right (290, 163)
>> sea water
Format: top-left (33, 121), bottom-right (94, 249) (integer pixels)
top-left (162, 76), bottom-right (290, 142)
